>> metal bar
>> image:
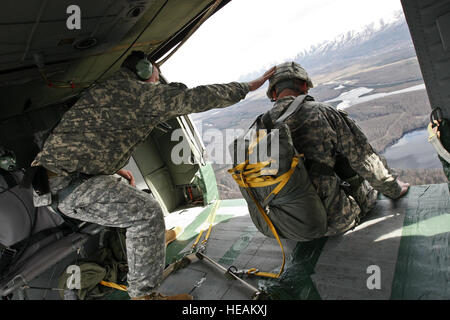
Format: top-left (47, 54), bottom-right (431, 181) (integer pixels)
top-left (196, 252), bottom-right (262, 298)
top-left (23, 286), bottom-right (66, 291)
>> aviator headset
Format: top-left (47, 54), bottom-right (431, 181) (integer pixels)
top-left (135, 57), bottom-right (154, 81)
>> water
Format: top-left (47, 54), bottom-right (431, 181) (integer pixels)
top-left (324, 84), bottom-right (440, 169)
top-left (326, 84), bottom-right (425, 110)
top-left (382, 128), bottom-right (442, 169)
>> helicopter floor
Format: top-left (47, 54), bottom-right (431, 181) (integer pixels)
top-left (159, 184), bottom-right (450, 300)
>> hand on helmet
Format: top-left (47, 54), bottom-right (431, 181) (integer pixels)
top-left (248, 66), bottom-right (276, 91)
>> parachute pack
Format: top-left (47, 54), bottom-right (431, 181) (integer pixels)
top-left (228, 95), bottom-right (328, 244)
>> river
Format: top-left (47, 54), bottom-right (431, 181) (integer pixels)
top-left (326, 84), bottom-right (426, 110)
top-left (382, 128), bottom-right (442, 169)
top-left (324, 84), bottom-right (441, 169)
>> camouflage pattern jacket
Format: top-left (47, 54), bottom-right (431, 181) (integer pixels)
top-left (33, 68), bottom-right (250, 176)
top-left (268, 96), bottom-right (402, 232)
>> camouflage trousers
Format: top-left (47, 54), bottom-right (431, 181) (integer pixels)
top-left (55, 175), bottom-right (166, 298)
top-left (316, 152), bottom-right (392, 237)
top-left (319, 175), bottom-right (378, 237)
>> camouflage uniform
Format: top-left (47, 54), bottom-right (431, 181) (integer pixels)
top-left (268, 96), bottom-right (402, 236)
top-left (33, 68), bottom-right (250, 297)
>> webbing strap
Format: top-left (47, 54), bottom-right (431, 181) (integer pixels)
top-left (259, 95), bottom-right (310, 133)
top-left (227, 157), bottom-right (302, 279)
top-left (428, 122), bottom-right (450, 163)
top-left (228, 156), bottom-right (300, 194)
top-left (99, 281), bottom-right (127, 292)
top-left (275, 95), bottom-right (309, 124)
top-left (248, 130), bottom-right (268, 155)
top-left (239, 174), bottom-right (286, 279)
top-left (192, 200), bottom-right (221, 252)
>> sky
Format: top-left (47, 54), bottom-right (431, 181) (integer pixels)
top-left (161, 0), bottom-right (404, 87)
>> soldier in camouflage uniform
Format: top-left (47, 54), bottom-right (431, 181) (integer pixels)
top-left (266, 62), bottom-right (410, 236)
top-left (31, 51), bottom-right (275, 300)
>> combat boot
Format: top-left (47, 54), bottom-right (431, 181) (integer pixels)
top-left (131, 292), bottom-right (193, 300)
top-left (165, 226), bottom-right (183, 246)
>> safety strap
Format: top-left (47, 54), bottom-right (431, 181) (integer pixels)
top-left (247, 129), bottom-right (269, 156)
top-left (191, 200), bottom-right (221, 253)
top-left (261, 95), bottom-right (312, 131)
top-left (428, 121), bottom-right (450, 164)
top-left (237, 173), bottom-right (287, 279)
top-left (276, 95), bottom-right (311, 124)
top-left (99, 281), bottom-right (127, 292)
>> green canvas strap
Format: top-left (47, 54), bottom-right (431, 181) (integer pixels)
top-left (261, 95), bottom-right (313, 131)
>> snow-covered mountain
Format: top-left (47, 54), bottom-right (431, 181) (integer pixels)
top-left (239, 11), bottom-right (415, 82)
top-left (191, 10), bottom-right (425, 132)
top-left (298, 12), bottom-right (414, 72)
